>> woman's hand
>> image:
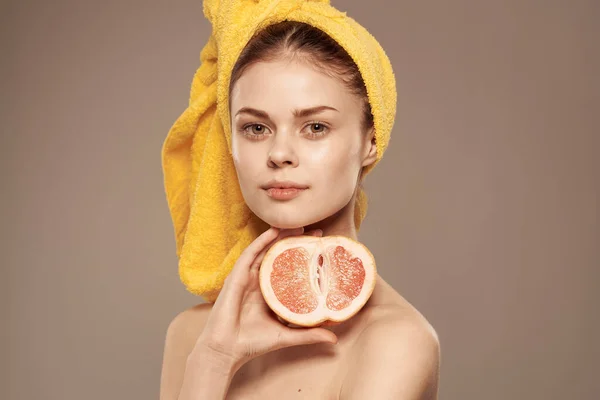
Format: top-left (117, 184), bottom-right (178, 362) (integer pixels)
top-left (190, 226), bottom-right (338, 373)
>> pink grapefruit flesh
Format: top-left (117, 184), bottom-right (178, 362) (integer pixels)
top-left (259, 235), bottom-right (376, 327)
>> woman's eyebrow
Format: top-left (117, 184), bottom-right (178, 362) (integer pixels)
top-left (234, 105), bottom-right (339, 121)
top-left (292, 105), bottom-right (339, 118)
top-left (235, 107), bottom-right (270, 120)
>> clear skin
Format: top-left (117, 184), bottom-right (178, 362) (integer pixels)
top-left (230, 58), bottom-right (378, 240)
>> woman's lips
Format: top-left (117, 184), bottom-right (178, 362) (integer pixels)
top-left (264, 187), bottom-right (306, 200)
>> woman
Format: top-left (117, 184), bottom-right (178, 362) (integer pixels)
top-left (160, 5), bottom-right (439, 400)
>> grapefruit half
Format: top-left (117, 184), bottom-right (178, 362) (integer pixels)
top-left (259, 235), bottom-right (376, 327)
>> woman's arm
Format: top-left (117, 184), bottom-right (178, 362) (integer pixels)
top-left (339, 317), bottom-right (440, 400)
top-left (176, 346), bottom-right (239, 400)
top-left (160, 305), bottom-right (213, 400)
top-left (160, 305), bottom-right (240, 400)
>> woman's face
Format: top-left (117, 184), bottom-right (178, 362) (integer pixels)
top-left (230, 58), bottom-right (376, 229)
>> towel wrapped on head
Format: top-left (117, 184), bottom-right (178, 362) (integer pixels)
top-left (161, 0), bottom-right (397, 302)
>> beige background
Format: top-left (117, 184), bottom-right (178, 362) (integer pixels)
top-left (2, 0), bottom-right (598, 399)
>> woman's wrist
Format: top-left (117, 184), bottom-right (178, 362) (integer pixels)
top-left (188, 342), bottom-right (241, 373)
top-left (177, 346), bottom-right (240, 400)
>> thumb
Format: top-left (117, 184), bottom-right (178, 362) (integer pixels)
top-left (277, 327), bottom-right (338, 349)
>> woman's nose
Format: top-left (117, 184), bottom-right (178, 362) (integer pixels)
top-left (267, 133), bottom-right (298, 168)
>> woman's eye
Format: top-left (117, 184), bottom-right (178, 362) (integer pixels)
top-left (311, 123), bottom-right (325, 132)
top-left (306, 122), bottom-right (329, 137)
top-left (241, 124), bottom-right (269, 139)
top-left (240, 122), bottom-right (329, 140)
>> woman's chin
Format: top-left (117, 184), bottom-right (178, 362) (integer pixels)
top-left (267, 221), bottom-right (308, 230)
top-left (260, 216), bottom-right (318, 230)
top-left (253, 207), bottom-right (330, 231)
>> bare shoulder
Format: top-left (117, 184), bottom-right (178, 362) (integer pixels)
top-left (165, 303), bottom-right (213, 347)
top-left (340, 298), bottom-right (440, 400)
top-left (159, 303), bottom-right (214, 400)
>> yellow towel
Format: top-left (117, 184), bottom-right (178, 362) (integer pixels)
top-left (161, 0), bottom-right (397, 302)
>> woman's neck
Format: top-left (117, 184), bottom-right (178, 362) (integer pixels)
top-left (303, 197), bottom-right (358, 240)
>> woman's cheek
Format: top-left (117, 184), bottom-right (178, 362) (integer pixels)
top-left (303, 144), bottom-right (331, 165)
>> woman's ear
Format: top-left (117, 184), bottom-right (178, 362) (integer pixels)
top-left (361, 127), bottom-right (377, 168)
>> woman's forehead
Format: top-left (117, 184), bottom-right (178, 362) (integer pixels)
top-left (230, 60), bottom-right (361, 115)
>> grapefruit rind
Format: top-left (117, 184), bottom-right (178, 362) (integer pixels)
top-left (259, 235), bottom-right (376, 327)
